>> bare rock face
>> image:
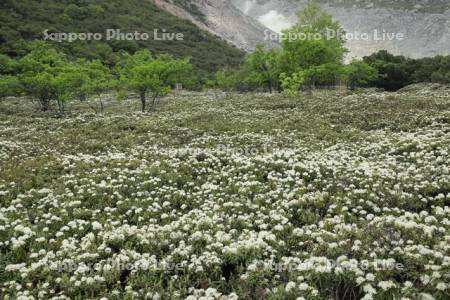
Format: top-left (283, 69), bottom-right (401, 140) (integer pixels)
top-left (153, 0), bottom-right (278, 51)
top-left (154, 0), bottom-right (449, 58)
top-left (230, 0), bottom-right (450, 58)
top-left (192, 0), bottom-right (280, 51)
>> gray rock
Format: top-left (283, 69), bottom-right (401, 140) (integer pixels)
top-left (230, 0), bottom-right (450, 58)
top-left (156, 0), bottom-right (449, 58)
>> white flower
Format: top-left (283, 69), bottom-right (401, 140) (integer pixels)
top-left (378, 281), bottom-right (396, 291)
top-left (298, 283), bottom-right (309, 291)
top-left (92, 221), bottom-right (103, 230)
top-left (356, 276), bottom-right (365, 285)
top-left (419, 293), bottom-right (435, 300)
top-left (363, 284), bottom-right (376, 295)
top-left (5, 263), bottom-right (26, 272)
top-left (273, 224), bottom-right (284, 231)
top-left (285, 281), bottom-right (296, 292)
top-left (361, 294), bottom-right (373, 300)
top-left (404, 281), bottom-right (413, 288)
top-left (365, 273), bottom-right (375, 281)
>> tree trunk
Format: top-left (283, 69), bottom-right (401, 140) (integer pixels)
top-left (40, 97), bottom-right (50, 111)
top-left (88, 102), bottom-right (98, 114)
top-left (140, 91), bottom-right (146, 112)
top-left (56, 99), bottom-right (65, 115)
top-left (99, 94), bottom-right (104, 113)
top-left (149, 92), bottom-right (159, 112)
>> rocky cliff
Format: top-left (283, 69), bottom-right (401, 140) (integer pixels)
top-left (153, 0), bottom-right (278, 51)
top-left (231, 0), bottom-right (450, 58)
top-left (155, 0), bottom-right (450, 58)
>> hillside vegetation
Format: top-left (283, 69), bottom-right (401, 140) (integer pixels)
top-left (0, 0), bottom-right (245, 73)
top-left (211, 4), bottom-right (450, 94)
top-left (1, 1), bottom-right (450, 299)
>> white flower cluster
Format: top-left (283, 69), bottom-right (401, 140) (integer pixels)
top-left (0, 90), bottom-right (449, 299)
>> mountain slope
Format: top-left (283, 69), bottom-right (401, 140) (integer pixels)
top-left (231, 0), bottom-right (450, 58)
top-left (0, 0), bottom-right (245, 72)
top-left (153, 0), bottom-right (279, 51)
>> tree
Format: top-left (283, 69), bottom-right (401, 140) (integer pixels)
top-left (77, 59), bottom-right (115, 113)
top-left (430, 71), bottom-right (447, 84)
top-left (303, 62), bottom-right (344, 88)
top-left (280, 2), bottom-right (347, 76)
top-left (64, 4), bottom-right (91, 20)
top-left (244, 44), bottom-right (282, 93)
top-left (232, 3), bottom-right (349, 93)
top-left (205, 78), bottom-right (221, 99)
top-left (0, 75), bottom-right (21, 100)
top-left (52, 64), bottom-right (87, 115)
top-left (18, 42), bottom-right (96, 114)
top-left (0, 54), bottom-right (19, 75)
top-left (363, 50), bottom-right (412, 90)
top-left (363, 50), bottom-right (407, 65)
top-left (19, 42), bottom-right (67, 111)
top-left (363, 53), bottom-right (411, 91)
top-left (280, 71), bottom-right (306, 97)
top-left (343, 60), bottom-right (378, 90)
top-left (118, 50), bottom-right (192, 112)
top-left (215, 70), bottom-right (238, 97)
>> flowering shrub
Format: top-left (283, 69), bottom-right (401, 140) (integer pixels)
top-left (0, 90), bottom-right (449, 299)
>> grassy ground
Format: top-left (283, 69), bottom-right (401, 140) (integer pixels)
top-left (0, 88), bottom-right (449, 299)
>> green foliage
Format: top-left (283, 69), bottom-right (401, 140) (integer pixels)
top-left (235, 3), bottom-right (449, 93)
top-left (172, 0), bottom-right (206, 22)
top-left (79, 60), bottom-right (115, 97)
top-left (302, 62), bottom-right (344, 88)
top-left (17, 41), bottom-right (114, 114)
top-left (364, 50), bottom-right (450, 90)
top-left (0, 54), bottom-right (19, 75)
top-left (215, 70), bottom-right (239, 96)
top-left (118, 49), bottom-right (192, 112)
top-left (18, 42), bottom-right (68, 111)
top-left (234, 2), bottom-right (349, 94)
top-left (5, 42), bottom-right (197, 114)
top-left (0, 75), bottom-right (21, 99)
top-left (52, 63), bottom-right (87, 114)
top-left (244, 44), bottom-right (282, 92)
top-left (280, 2), bottom-right (347, 75)
top-left (343, 60), bottom-right (378, 90)
top-left (278, 2), bottom-right (348, 90)
top-left (77, 59), bottom-right (116, 113)
top-left (237, 1), bottom-right (450, 94)
top-left (363, 50), bottom-right (411, 91)
top-left (280, 71), bottom-right (306, 97)
top-left (0, 0), bottom-right (244, 73)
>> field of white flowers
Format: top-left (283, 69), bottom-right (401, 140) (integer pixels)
top-left (0, 87), bottom-right (449, 300)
